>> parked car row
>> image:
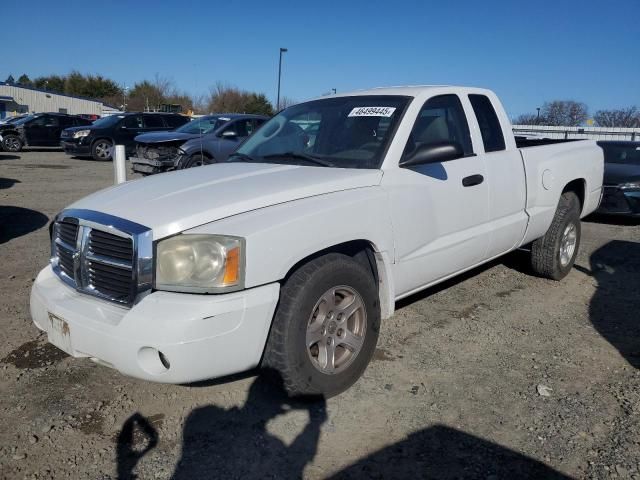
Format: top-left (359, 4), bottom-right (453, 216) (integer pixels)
top-left (61, 112), bottom-right (189, 160)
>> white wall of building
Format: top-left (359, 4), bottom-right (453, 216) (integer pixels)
top-left (0, 84), bottom-right (103, 117)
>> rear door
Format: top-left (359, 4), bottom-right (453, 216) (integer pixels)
top-left (386, 94), bottom-right (490, 295)
top-left (467, 94), bottom-right (528, 257)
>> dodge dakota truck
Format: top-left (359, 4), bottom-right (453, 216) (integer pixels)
top-left (31, 86), bottom-right (604, 397)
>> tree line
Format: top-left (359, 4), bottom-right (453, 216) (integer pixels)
top-left (514, 100), bottom-right (640, 128)
top-left (3, 72), bottom-right (277, 116)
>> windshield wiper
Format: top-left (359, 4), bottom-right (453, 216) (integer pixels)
top-left (262, 152), bottom-right (334, 167)
top-left (227, 152), bottom-right (258, 163)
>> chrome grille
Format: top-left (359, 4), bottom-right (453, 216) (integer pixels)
top-left (50, 209), bottom-right (153, 306)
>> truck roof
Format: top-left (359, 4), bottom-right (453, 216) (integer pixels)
top-left (329, 85), bottom-right (495, 99)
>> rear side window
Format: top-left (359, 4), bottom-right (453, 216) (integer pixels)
top-left (144, 115), bottom-right (165, 128)
top-left (403, 94), bottom-right (473, 160)
top-left (124, 115), bottom-right (143, 128)
top-left (59, 116), bottom-right (74, 127)
top-left (469, 94), bottom-right (505, 152)
top-left (165, 115), bottom-right (187, 128)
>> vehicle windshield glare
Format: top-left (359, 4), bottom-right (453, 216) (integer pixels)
top-left (233, 95), bottom-right (410, 169)
top-left (176, 116), bottom-right (226, 134)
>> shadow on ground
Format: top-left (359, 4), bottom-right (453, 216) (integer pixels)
top-left (116, 371), bottom-right (327, 480)
top-left (116, 372), bottom-right (573, 479)
top-left (0, 206), bottom-right (49, 244)
top-left (332, 424), bottom-right (571, 479)
top-left (584, 213), bottom-right (640, 226)
top-left (0, 153), bottom-right (20, 160)
top-left (576, 240), bottom-right (640, 369)
top-left (0, 177), bottom-right (20, 189)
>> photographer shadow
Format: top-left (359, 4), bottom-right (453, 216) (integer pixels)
top-left (116, 370), bottom-right (327, 480)
top-left (575, 239), bottom-right (640, 369)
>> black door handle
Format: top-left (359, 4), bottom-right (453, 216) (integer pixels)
top-left (462, 174), bottom-right (484, 187)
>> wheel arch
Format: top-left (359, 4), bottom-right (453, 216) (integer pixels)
top-left (561, 178), bottom-right (586, 214)
top-left (281, 239), bottom-right (396, 320)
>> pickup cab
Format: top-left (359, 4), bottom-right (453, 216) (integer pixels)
top-left (30, 86), bottom-right (604, 397)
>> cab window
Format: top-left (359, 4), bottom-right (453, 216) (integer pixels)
top-left (402, 94), bottom-right (473, 161)
top-left (469, 94), bottom-right (506, 152)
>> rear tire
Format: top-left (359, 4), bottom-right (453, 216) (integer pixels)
top-left (530, 191), bottom-right (581, 280)
top-left (2, 134), bottom-right (22, 152)
top-left (263, 253), bottom-right (380, 398)
top-left (91, 139), bottom-right (113, 161)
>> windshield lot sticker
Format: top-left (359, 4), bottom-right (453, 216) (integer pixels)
top-left (348, 107), bottom-right (396, 117)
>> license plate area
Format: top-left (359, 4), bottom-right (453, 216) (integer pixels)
top-left (47, 312), bottom-right (73, 355)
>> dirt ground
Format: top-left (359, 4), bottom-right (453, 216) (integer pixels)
top-left (1, 149), bottom-right (639, 480)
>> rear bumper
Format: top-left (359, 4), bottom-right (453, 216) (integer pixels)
top-left (30, 265), bottom-right (280, 383)
top-left (597, 186), bottom-right (640, 217)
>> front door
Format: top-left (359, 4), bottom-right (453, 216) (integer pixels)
top-left (24, 115), bottom-right (52, 145)
top-left (385, 94), bottom-right (490, 297)
top-left (115, 114), bottom-right (144, 150)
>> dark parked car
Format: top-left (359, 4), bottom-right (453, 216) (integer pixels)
top-left (597, 140), bottom-right (640, 217)
top-left (0, 113), bottom-right (92, 152)
top-left (61, 112), bottom-right (189, 161)
top-left (130, 114), bottom-right (268, 174)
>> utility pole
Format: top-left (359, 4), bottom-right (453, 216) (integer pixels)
top-left (277, 47), bottom-right (288, 110)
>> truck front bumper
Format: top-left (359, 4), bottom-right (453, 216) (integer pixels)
top-left (30, 265), bottom-right (280, 384)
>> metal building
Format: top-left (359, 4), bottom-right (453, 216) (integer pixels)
top-left (0, 82), bottom-right (103, 119)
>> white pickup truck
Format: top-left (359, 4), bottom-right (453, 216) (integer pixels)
top-left (31, 86), bottom-right (603, 397)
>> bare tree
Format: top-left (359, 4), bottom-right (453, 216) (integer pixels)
top-left (541, 100), bottom-right (588, 126)
top-left (278, 96), bottom-right (298, 109)
top-left (204, 82), bottom-right (273, 115)
top-left (594, 107), bottom-right (640, 128)
top-left (513, 113), bottom-right (543, 125)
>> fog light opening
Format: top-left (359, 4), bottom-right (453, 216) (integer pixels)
top-left (158, 351), bottom-right (170, 370)
top-left (137, 347), bottom-right (170, 375)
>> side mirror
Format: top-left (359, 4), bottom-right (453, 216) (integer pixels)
top-left (399, 141), bottom-right (464, 168)
top-left (221, 130), bottom-right (238, 138)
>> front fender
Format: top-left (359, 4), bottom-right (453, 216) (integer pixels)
top-left (186, 187), bottom-right (396, 315)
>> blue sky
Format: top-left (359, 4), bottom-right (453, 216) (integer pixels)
top-left (3, 0), bottom-right (639, 118)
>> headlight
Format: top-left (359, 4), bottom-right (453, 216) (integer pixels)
top-left (73, 130), bottom-right (91, 139)
top-left (620, 182), bottom-right (640, 190)
top-left (155, 234), bottom-right (244, 293)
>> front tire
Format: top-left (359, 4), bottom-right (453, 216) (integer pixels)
top-left (91, 139), bottom-right (113, 161)
top-left (179, 154), bottom-right (211, 169)
top-left (263, 253), bottom-right (380, 397)
top-left (530, 191), bottom-right (581, 280)
top-left (2, 134), bottom-right (22, 152)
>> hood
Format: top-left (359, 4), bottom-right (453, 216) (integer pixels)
top-left (68, 163), bottom-right (383, 239)
top-left (604, 163), bottom-right (640, 186)
top-left (64, 125), bottom-right (95, 133)
top-left (134, 131), bottom-right (201, 144)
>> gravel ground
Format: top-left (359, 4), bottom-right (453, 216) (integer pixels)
top-left (1, 149), bottom-right (639, 480)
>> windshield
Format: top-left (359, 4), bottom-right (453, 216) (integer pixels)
top-left (232, 95), bottom-right (410, 169)
top-left (176, 116), bottom-right (227, 134)
top-left (91, 115), bottom-right (125, 128)
top-left (601, 143), bottom-right (640, 165)
top-left (13, 115), bottom-right (37, 125)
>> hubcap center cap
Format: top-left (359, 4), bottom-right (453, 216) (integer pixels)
top-left (327, 321), bottom-right (337, 335)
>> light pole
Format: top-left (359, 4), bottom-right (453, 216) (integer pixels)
top-left (331, 88), bottom-right (336, 95)
top-left (276, 47), bottom-right (288, 110)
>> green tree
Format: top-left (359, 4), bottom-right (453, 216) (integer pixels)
top-left (17, 74), bottom-right (32, 86)
top-left (245, 93), bottom-right (274, 115)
